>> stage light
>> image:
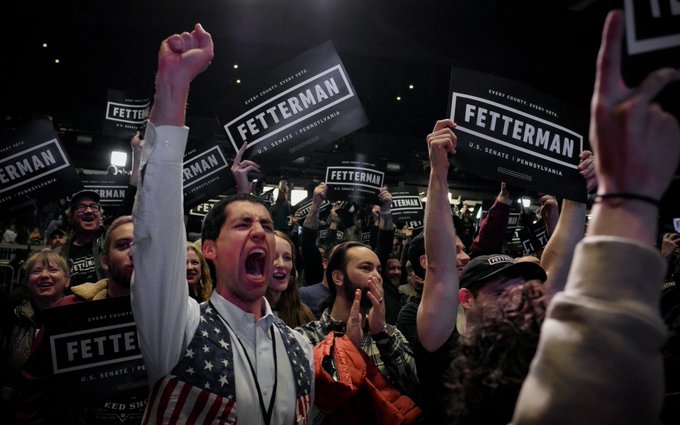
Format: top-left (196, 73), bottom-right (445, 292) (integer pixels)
top-left (111, 151), bottom-right (128, 167)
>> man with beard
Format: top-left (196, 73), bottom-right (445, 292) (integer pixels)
top-left (295, 241), bottom-right (419, 422)
top-left (15, 215), bottom-right (148, 424)
top-left (60, 189), bottom-right (106, 287)
top-left (58, 215), bottom-right (134, 302)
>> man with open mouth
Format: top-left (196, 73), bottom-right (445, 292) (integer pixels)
top-left (130, 24), bottom-right (313, 425)
top-left (60, 189), bottom-right (105, 287)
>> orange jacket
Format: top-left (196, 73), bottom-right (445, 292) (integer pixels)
top-left (314, 331), bottom-right (422, 425)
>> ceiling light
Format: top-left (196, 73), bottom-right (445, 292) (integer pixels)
top-left (386, 162), bottom-right (401, 172)
top-left (76, 134), bottom-right (92, 144)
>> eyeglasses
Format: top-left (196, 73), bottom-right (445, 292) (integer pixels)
top-left (74, 203), bottom-right (101, 213)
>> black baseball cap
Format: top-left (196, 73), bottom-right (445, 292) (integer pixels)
top-left (69, 189), bottom-right (100, 207)
top-left (459, 254), bottom-right (547, 291)
top-left (49, 228), bottom-right (67, 239)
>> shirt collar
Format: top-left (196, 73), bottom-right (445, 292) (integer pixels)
top-left (209, 291), bottom-right (276, 329)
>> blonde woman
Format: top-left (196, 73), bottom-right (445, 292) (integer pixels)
top-left (1, 249), bottom-right (69, 418)
top-left (186, 242), bottom-right (213, 302)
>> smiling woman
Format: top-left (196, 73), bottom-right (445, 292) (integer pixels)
top-left (0, 248), bottom-right (69, 420)
top-left (266, 230), bottom-right (315, 328)
top-left (186, 242), bottom-right (213, 302)
top-left (24, 248), bottom-right (70, 309)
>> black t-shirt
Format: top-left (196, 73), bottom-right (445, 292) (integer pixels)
top-left (396, 296), bottom-right (420, 348)
top-left (68, 243), bottom-right (98, 286)
top-left (414, 326), bottom-right (459, 424)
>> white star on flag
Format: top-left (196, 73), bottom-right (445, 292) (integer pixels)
top-left (219, 375), bottom-right (228, 387)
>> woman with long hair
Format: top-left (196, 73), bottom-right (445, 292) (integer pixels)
top-left (268, 230), bottom-right (315, 328)
top-left (186, 242), bottom-right (213, 302)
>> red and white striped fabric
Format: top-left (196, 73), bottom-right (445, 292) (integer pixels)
top-left (142, 377), bottom-right (237, 425)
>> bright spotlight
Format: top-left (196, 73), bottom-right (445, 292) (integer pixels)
top-left (111, 151), bottom-right (128, 167)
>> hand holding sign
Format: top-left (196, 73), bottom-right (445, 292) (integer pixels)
top-left (313, 182), bottom-right (328, 207)
top-left (426, 119), bottom-right (458, 174)
top-left (497, 182), bottom-right (512, 206)
top-left (577, 150), bottom-right (597, 194)
top-left (590, 10), bottom-right (680, 200)
top-left (131, 130), bottom-right (145, 153)
top-left (378, 187), bottom-right (392, 212)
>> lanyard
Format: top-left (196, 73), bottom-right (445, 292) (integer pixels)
top-left (225, 319), bottom-right (278, 425)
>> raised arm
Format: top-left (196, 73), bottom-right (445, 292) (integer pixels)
top-left (469, 181), bottom-right (512, 258)
top-left (129, 130), bottom-right (144, 187)
top-left (131, 23), bottom-right (214, 386)
top-left (540, 151), bottom-right (596, 294)
top-left (512, 10), bottom-right (680, 425)
top-left (230, 141), bottom-right (260, 194)
top-left (300, 182), bottom-right (327, 285)
top-left (417, 119), bottom-right (460, 352)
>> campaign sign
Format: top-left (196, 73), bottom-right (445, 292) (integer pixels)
top-left (0, 118), bottom-right (81, 210)
top-left (505, 209), bottom-right (523, 239)
top-left (291, 196), bottom-right (331, 223)
top-left (80, 174), bottom-right (130, 212)
top-left (186, 196), bottom-right (226, 236)
top-left (219, 41), bottom-right (369, 167)
top-left (390, 186), bottom-right (424, 224)
top-left (448, 67), bottom-right (588, 202)
top-left (42, 296), bottom-right (148, 423)
top-left (319, 229), bottom-right (345, 241)
top-left (102, 89), bottom-right (150, 139)
top-left (183, 136), bottom-right (234, 211)
top-left (260, 188), bottom-right (275, 205)
top-left (624, 0), bottom-right (680, 54)
top-left (325, 155), bottom-right (384, 205)
top-left (518, 219), bottom-right (549, 255)
top-left (188, 196), bottom-right (226, 218)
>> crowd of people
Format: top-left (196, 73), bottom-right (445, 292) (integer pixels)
top-left (1, 8), bottom-right (680, 425)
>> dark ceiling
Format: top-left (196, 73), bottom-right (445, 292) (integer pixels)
top-left (2, 0), bottom-right (680, 223)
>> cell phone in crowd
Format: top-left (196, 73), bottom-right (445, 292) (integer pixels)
top-left (673, 218), bottom-right (680, 233)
